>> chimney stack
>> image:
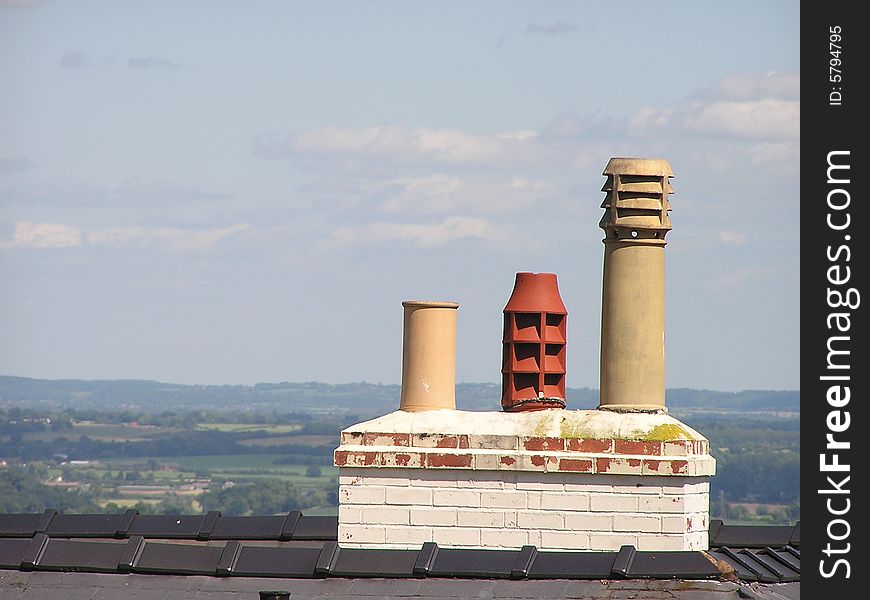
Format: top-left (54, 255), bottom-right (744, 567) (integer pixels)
top-left (334, 157), bottom-right (714, 553)
top-left (598, 158), bottom-right (673, 412)
top-left (399, 301), bottom-right (460, 412)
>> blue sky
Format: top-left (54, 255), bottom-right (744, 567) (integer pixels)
top-left (1, 1), bottom-right (799, 391)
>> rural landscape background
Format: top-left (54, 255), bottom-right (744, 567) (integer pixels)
top-left (0, 376), bottom-right (799, 525)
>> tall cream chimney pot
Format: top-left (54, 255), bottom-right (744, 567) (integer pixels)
top-left (598, 158), bottom-right (673, 412)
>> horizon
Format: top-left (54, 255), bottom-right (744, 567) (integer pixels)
top-left (0, 373), bottom-right (800, 394)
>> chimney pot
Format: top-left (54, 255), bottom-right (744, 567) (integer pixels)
top-left (501, 273), bottom-right (567, 412)
top-left (399, 300), bottom-right (459, 412)
top-left (598, 158), bottom-right (673, 412)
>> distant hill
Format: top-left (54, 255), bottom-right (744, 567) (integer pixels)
top-left (0, 375), bottom-right (798, 417)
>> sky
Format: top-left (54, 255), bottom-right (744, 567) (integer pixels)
top-left (0, 1), bottom-right (799, 392)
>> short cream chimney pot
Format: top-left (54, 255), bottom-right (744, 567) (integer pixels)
top-left (399, 301), bottom-right (459, 412)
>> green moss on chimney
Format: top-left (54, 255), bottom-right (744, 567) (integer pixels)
top-left (634, 423), bottom-right (692, 441)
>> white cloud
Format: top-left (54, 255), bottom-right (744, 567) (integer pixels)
top-left (706, 267), bottom-right (769, 290)
top-left (254, 124), bottom-right (551, 169)
top-left (746, 141), bottom-right (800, 167)
top-left (112, 178), bottom-right (233, 204)
top-left (709, 71), bottom-right (800, 101)
top-left (1, 176), bottom-right (231, 208)
top-left (87, 224), bottom-right (249, 252)
top-left (628, 99), bottom-right (798, 140)
top-left (257, 71), bottom-right (800, 179)
top-left (2, 221), bottom-right (248, 252)
top-left (717, 231), bottom-right (747, 245)
top-left (627, 71), bottom-right (799, 141)
top-left (320, 216), bottom-right (510, 250)
top-left (685, 99), bottom-right (798, 139)
top-left (2, 221), bottom-right (82, 248)
top-left (252, 70), bottom-right (801, 218)
top-left (375, 175), bottom-right (558, 215)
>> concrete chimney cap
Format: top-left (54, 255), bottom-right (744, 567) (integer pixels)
top-left (603, 157), bottom-right (673, 177)
top-left (401, 300), bottom-right (460, 309)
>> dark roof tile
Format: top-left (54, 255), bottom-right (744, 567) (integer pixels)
top-left (0, 512), bottom-right (799, 585)
top-left (0, 539), bottom-right (31, 569)
top-left (527, 551), bottom-right (614, 579)
top-left (331, 548), bottom-right (418, 578)
top-left (46, 513), bottom-right (131, 538)
top-left (134, 541), bottom-right (223, 576)
top-left (128, 515), bottom-right (206, 539)
top-left (37, 539), bottom-right (127, 573)
top-left (291, 516), bottom-right (338, 541)
top-left (233, 545), bottom-right (321, 578)
top-left (0, 510), bottom-right (55, 538)
top-left (709, 520), bottom-right (798, 549)
top-left (429, 547), bottom-right (519, 579)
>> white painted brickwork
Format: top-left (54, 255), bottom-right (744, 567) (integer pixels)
top-left (339, 467), bottom-right (710, 551)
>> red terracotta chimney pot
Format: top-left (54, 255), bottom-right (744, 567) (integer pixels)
top-left (501, 272), bottom-right (568, 412)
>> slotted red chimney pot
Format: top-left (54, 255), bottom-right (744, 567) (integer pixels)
top-left (501, 272), bottom-right (568, 412)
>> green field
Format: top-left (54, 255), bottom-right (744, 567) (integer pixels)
top-left (22, 422), bottom-right (180, 442)
top-left (155, 454), bottom-right (310, 469)
top-left (194, 422), bottom-right (303, 433)
top-left (238, 434), bottom-right (336, 447)
top-left (96, 454), bottom-right (338, 485)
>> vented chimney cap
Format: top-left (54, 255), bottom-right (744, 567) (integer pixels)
top-left (603, 157), bottom-right (673, 177)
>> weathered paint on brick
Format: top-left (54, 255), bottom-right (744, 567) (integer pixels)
top-left (523, 437), bottom-right (565, 452)
top-left (426, 453), bottom-right (473, 468)
top-left (670, 460), bottom-right (689, 475)
top-left (335, 450), bottom-right (381, 467)
top-left (436, 435), bottom-right (460, 448)
top-left (412, 433), bottom-right (459, 448)
top-left (595, 457), bottom-right (645, 475)
top-left (341, 432), bottom-right (364, 445)
top-left (558, 458), bottom-right (594, 473)
top-left (566, 438), bottom-right (613, 453)
top-left (381, 451), bottom-right (424, 468)
top-left (663, 441), bottom-right (691, 456)
top-left (614, 440), bottom-right (663, 455)
top-left (468, 434), bottom-right (518, 450)
top-left (642, 459), bottom-right (663, 475)
top-left (360, 432), bottom-right (411, 447)
top-left (472, 453), bottom-right (501, 471)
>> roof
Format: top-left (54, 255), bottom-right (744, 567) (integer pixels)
top-left (0, 511), bottom-right (800, 599)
